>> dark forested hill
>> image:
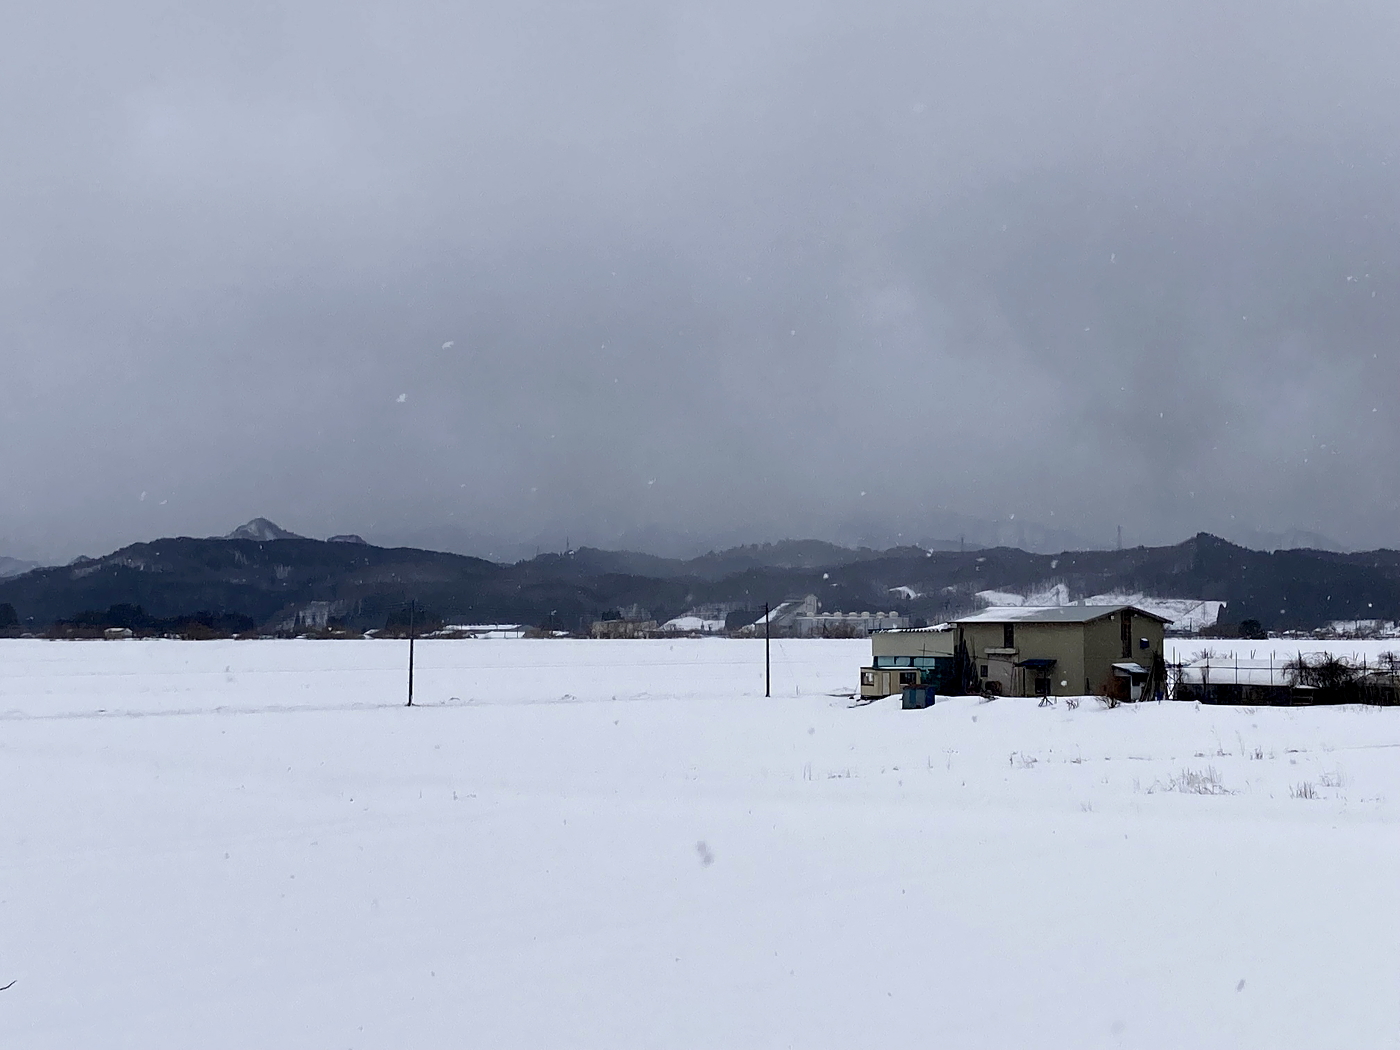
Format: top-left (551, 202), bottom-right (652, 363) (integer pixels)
top-left (2, 526), bottom-right (1398, 633)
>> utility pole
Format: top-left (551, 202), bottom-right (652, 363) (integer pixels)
top-left (406, 599), bottom-right (416, 707)
top-left (1116, 525), bottom-right (1123, 550)
top-left (764, 601), bottom-right (771, 697)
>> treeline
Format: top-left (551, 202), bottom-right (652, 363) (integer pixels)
top-left (47, 604), bottom-right (256, 640)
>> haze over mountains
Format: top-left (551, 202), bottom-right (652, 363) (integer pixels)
top-left (385, 513), bottom-right (1104, 565)
top-left (5, 512), bottom-right (1348, 574)
top-left (0, 557), bottom-right (40, 580)
top-left (2, 520), bottom-right (1396, 635)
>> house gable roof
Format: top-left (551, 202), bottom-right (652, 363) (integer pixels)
top-left (952, 604), bottom-right (1173, 626)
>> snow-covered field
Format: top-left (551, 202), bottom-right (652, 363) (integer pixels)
top-left (2, 637), bottom-right (1398, 1049)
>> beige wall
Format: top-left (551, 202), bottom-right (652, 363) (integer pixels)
top-left (859, 666), bottom-right (922, 698)
top-left (957, 621), bottom-right (1088, 697)
top-left (871, 629), bottom-right (955, 660)
top-left (1082, 612), bottom-right (1165, 695)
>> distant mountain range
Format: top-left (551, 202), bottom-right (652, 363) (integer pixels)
top-left (1, 520), bottom-right (1397, 633)
top-left (0, 556), bottom-right (40, 580)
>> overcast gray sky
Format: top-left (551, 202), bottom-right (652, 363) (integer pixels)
top-left (3, 0), bottom-right (1398, 562)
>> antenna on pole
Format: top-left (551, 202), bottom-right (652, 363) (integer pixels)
top-left (406, 599), bottom-right (416, 707)
top-left (764, 602), bottom-right (771, 698)
top-left (1116, 525), bottom-right (1123, 550)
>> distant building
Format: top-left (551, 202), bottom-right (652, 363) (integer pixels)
top-left (952, 605), bottom-right (1170, 699)
top-left (1173, 653), bottom-right (1400, 705)
top-left (745, 595), bottom-right (818, 632)
top-left (590, 619), bottom-right (658, 639)
top-left (658, 615), bottom-right (727, 634)
top-left (747, 595), bottom-right (908, 637)
top-left (1173, 656), bottom-right (1315, 705)
top-left (795, 610), bottom-right (908, 636)
top-left (434, 624), bottom-right (528, 639)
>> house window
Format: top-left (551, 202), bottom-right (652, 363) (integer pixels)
top-left (898, 671), bottom-right (917, 685)
top-left (1140, 637), bottom-right (1150, 650)
top-left (979, 664), bottom-right (989, 678)
top-left (861, 671), bottom-right (875, 686)
top-left (1120, 611), bottom-right (1132, 658)
top-left (1034, 676), bottom-right (1051, 695)
top-left (1003, 624), bottom-right (1015, 649)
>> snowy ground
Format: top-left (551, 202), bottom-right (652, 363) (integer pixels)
top-left (1, 637), bottom-right (1398, 1049)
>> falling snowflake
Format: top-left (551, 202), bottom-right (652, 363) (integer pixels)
top-left (441, 340), bottom-right (455, 350)
top-left (396, 393), bottom-right (407, 403)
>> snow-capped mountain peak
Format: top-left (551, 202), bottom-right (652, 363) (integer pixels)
top-left (224, 518), bottom-right (304, 542)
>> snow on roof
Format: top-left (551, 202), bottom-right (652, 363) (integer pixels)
top-left (660, 615), bottom-right (725, 633)
top-left (747, 599), bottom-right (805, 626)
top-left (874, 622), bottom-right (953, 634)
top-left (953, 604), bottom-right (1173, 625)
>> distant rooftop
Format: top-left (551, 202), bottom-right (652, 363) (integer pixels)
top-left (953, 604), bottom-right (1173, 625)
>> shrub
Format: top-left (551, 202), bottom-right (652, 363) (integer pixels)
top-left (1239, 619), bottom-right (1267, 640)
top-left (1149, 766), bottom-right (1231, 795)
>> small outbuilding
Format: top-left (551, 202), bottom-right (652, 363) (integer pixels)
top-left (1173, 657), bottom-right (1315, 705)
top-left (952, 604), bottom-right (1171, 700)
top-left (859, 623), bottom-right (957, 699)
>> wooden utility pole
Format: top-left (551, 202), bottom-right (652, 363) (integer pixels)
top-left (764, 601), bottom-right (771, 698)
top-left (406, 599), bottom-right (416, 707)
